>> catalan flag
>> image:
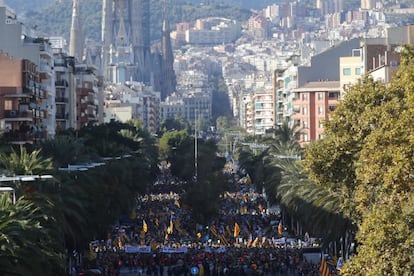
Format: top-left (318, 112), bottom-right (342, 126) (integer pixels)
top-left (319, 255), bottom-right (336, 276)
top-left (234, 222), bottom-right (240, 238)
top-left (220, 233), bottom-right (229, 246)
top-left (210, 225), bottom-right (219, 237)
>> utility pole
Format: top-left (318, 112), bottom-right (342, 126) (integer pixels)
top-left (194, 109), bottom-right (198, 182)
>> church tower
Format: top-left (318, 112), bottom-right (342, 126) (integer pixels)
top-left (160, 0), bottom-right (177, 100)
top-left (69, 0), bottom-right (83, 62)
top-left (101, 0), bottom-right (151, 84)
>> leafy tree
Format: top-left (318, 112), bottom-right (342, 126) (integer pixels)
top-left (160, 116), bottom-right (190, 134)
top-left (302, 46), bottom-right (414, 275)
top-left (181, 139), bottom-right (227, 224)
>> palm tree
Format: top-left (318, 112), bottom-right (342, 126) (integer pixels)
top-left (0, 194), bottom-right (64, 275)
top-left (0, 146), bottom-right (53, 176)
top-left (273, 155), bottom-right (351, 245)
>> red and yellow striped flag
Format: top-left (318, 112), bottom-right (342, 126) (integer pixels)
top-left (319, 255), bottom-right (331, 276)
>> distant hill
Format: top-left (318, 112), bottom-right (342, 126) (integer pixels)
top-left (5, 0), bottom-right (253, 44)
top-left (2, 0), bottom-right (55, 14)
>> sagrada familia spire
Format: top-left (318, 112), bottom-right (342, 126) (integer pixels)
top-left (69, 0), bottom-right (83, 62)
top-left (64, 0), bottom-right (177, 100)
top-left (101, 0), bottom-right (152, 84)
top-left (160, 0), bottom-right (177, 100)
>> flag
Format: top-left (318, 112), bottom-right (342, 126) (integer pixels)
top-left (336, 257), bottom-right (344, 271)
top-left (245, 174), bottom-right (251, 184)
top-left (169, 216), bottom-right (174, 233)
top-left (210, 225), bottom-right (218, 237)
top-left (319, 255), bottom-right (331, 276)
top-left (252, 237), bottom-right (259, 247)
top-left (167, 214), bottom-right (173, 234)
top-left (234, 222), bottom-right (240, 238)
top-left (143, 219), bottom-right (148, 233)
top-left (278, 221), bottom-right (283, 235)
top-left (220, 233), bottom-right (229, 246)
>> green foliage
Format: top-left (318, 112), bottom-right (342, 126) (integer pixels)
top-left (0, 146), bottom-right (53, 175)
top-left (158, 129), bottom-right (190, 160)
top-left (0, 194), bottom-right (65, 275)
top-left (0, 121), bottom-right (158, 274)
top-left (302, 46), bottom-right (414, 275)
top-left (160, 116), bottom-right (191, 134)
top-left (181, 139), bottom-right (227, 224)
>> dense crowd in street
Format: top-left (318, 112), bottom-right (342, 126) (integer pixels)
top-left (75, 162), bottom-right (322, 276)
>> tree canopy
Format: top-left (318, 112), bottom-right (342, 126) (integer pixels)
top-left (302, 46), bottom-right (414, 275)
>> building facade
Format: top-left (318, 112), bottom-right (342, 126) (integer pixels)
top-left (292, 81), bottom-right (340, 144)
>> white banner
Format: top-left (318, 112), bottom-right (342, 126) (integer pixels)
top-left (161, 246), bottom-right (188, 253)
top-left (124, 245), bottom-right (151, 253)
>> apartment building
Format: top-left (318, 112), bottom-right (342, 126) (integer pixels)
top-left (339, 49), bottom-right (363, 97)
top-left (0, 4), bottom-right (54, 143)
top-left (0, 53), bottom-right (47, 144)
top-left (274, 65), bottom-right (298, 128)
top-left (254, 87), bottom-right (274, 136)
top-left (171, 17), bottom-right (241, 45)
top-left (292, 81), bottom-right (340, 144)
top-left (74, 64), bottom-right (99, 129)
top-left (104, 82), bottom-right (160, 133)
top-left (239, 92), bottom-right (254, 135)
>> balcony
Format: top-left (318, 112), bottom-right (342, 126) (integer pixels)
top-left (33, 130), bottom-right (48, 140)
top-left (56, 97), bottom-right (69, 103)
top-left (55, 80), bottom-right (69, 87)
top-left (3, 131), bottom-right (33, 144)
top-left (4, 110), bottom-right (33, 120)
top-left (56, 113), bottom-right (69, 120)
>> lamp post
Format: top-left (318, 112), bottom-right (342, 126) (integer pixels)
top-left (194, 109), bottom-right (198, 182)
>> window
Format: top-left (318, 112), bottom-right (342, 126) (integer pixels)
top-left (318, 120), bottom-right (323, 128)
top-left (343, 68), bottom-right (351, 75)
top-left (318, 106), bottom-right (323, 114)
top-left (303, 107), bottom-right (308, 115)
top-left (302, 93), bottom-right (308, 101)
top-left (303, 134), bottom-right (308, 142)
top-left (355, 67), bottom-right (361, 75)
top-left (318, 93), bottom-right (323, 100)
top-left (303, 121), bottom-right (308, 128)
top-left (4, 100), bottom-right (12, 110)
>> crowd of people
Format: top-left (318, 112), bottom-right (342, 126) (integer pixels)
top-left (76, 161), bottom-right (323, 276)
